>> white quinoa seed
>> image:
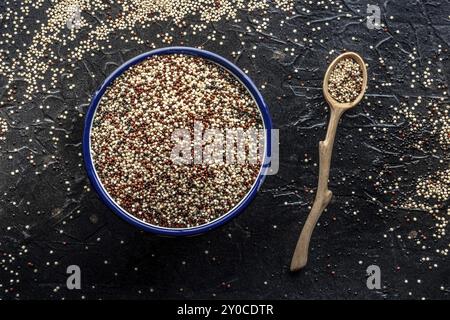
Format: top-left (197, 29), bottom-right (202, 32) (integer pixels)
top-left (0, 117), bottom-right (8, 142)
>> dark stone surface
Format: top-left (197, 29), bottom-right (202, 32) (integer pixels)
top-left (0, 0), bottom-right (449, 299)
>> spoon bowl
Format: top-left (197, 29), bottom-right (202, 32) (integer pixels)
top-left (323, 52), bottom-right (368, 110)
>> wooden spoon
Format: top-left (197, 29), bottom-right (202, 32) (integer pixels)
top-left (290, 52), bottom-right (368, 271)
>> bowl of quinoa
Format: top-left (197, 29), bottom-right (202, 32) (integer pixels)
top-left (83, 47), bottom-right (272, 236)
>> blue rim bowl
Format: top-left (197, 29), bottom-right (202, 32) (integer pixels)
top-left (83, 47), bottom-right (272, 236)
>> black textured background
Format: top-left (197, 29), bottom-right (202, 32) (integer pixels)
top-left (0, 0), bottom-right (449, 299)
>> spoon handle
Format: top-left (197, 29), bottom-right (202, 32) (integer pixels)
top-left (290, 106), bottom-right (344, 271)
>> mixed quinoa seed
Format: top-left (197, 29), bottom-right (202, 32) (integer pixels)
top-left (328, 57), bottom-right (363, 103)
top-left (91, 54), bottom-right (263, 228)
